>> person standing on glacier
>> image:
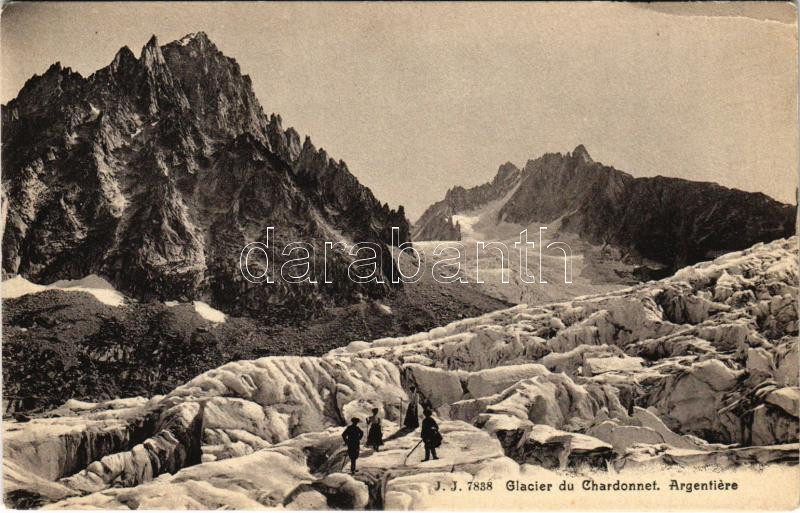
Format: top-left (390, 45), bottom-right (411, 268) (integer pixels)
top-left (341, 418), bottom-right (363, 474)
top-left (421, 409), bottom-right (442, 461)
top-left (404, 385), bottom-right (420, 430)
top-left (366, 407), bottom-right (384, 451)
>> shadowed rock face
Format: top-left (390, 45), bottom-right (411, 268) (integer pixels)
top-left (4, 238), bottom-right (797, 509)
top-left (414, 146), bottom-right (796, 271)
top-left (1, 32), bottom-right (410, 315)
top-left (412, 162), bottom-right (521, 241)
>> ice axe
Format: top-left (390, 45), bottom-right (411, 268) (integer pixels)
top-left (403, 439), bottom-right (423, 465)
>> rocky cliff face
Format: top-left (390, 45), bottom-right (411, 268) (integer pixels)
top-left (415, 145), bottom-right (796, 271)
top-left (4, 237), bottom-right (797, 509)
top-left (1, 33), bottom-right (410, 315)
top-left (412, 162), bottom-right (520, 240)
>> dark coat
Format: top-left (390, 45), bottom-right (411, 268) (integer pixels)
top-left (342, 424), bottom-right (363, 457)
top-left (404, 394), bottom-right (419, 430)
top-left (367, 416), bottom-right (383, 447)
top-left (421, 416), bottom-right (440, 444)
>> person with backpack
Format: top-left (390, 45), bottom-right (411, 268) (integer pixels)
top-left (341, 418), bottom-right (364, 474)
top-left (420, 408), bottom-right (441, 461)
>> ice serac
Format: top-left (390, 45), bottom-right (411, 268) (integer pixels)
top-left (1, 33), bottom-right (411, 316)
top-left (3, 356), bottom-right (407, 507)
top-left (414, 145), bottom-right (795, 272)
top-left (334, 237), bottom-right (799, 448)
top-left (3, 238), bottom-right (798, 509)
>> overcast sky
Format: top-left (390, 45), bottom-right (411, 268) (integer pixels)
top-left (3, 2), bottom-right (797, 220)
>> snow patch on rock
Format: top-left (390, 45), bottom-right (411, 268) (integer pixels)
top-left (2, 274), bottom-right (126, 306)
top-left (193, 300), bottom-right (226, 323)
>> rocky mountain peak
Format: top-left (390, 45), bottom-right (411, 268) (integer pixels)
top-left (297, 136), bottom-right (332, 170)
top-left (572, 144), bottom-right (592, 163)
top-left (45, 61), bottom-right (64, 74)
top-left (165, 32), bottom-right (223, 66)
top-left (2, 32), bottom-right (411, 315)
top-left (177, 31), bottom-right (213, 47)
top-left (413, 160), bottom-right (523, 241)
top-left (110, 45), bottom-right (137, 74)
top-left (266, 113), bottom-right (302, 163)
top-left (284, 127), bottom-right (301, 158)
top-left (492, 161), bottom-right (521, 185)
top-left (416, 146), bottom-right (795, 272)
top-left (21, 61), bottom-right (76, 90)
top-left (4, 61), bottom-right (83, 119)
top-left (140, 35), bottom-right (165, 65)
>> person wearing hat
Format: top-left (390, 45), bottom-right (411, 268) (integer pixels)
top-left (341, 417), bottom-right (364, 473)
top-left (421, 408), bottom-right (442, 461)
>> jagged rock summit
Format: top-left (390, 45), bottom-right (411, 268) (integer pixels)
top-left (1, 33), bottom-right (411, 316)
top-left (414, 144), bottom-right (795, 271)
top-left (411, 161), bottom-right (521, 242)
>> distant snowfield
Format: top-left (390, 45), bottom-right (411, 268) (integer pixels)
top-left (451, 213), bottom-right (481, 240)
top-left (415, 181), bottom-right (632, 304)
top-left (1, 274), bottom-right (126, 307)
top-left (193, 301), bottom-right (226, 323)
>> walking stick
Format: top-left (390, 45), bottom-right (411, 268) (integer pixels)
top-left (403, 439), bottom-right (423, 465)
